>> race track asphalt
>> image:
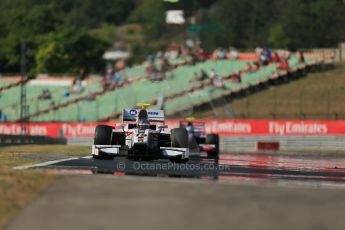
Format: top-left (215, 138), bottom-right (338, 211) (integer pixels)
top-left (34, 153), bottom-right (345, 183)
top-left (7, 152), bottom-right (345, 230)
top-left (6, 174), bottom-right (345, 230)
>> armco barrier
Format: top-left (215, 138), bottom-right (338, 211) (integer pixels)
top-left (0, 135), bottom-right (67, 146)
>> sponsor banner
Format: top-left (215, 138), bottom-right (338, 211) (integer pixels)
top-left (1, 120), bottom-right (345, 138)
top-left (201, 120), bottom-right (336, 136)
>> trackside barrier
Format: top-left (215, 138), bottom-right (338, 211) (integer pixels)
top-left (0, 135), bottom-right (67, 146)
top-left (1, 120), bottom-right (345, 137)
top-left (221, 136), bottom-right (345, 152)
top-left (0, 120), bottom-right (344, 150)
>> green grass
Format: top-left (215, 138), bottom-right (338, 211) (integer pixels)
top-left (0, 145), bottom-right (89, 229)
top-left (197, 64), bottom-right (345, 119)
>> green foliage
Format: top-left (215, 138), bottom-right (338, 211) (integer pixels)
top-left (35, 35), bottom-right (69, 74)
top-left (0, 0), bottom-right (344, 74)
top-left (35, 28), bottom-right (109, 74)
top-left (201, 0), bottom-right (345, 50)
top-left (129, 0), bottom-right (166, 39)
top-left (0, 0), bottom-right (134, 74)
top-left (89, 24), bottom-right (118, 44)
top-left (268, 24), bottom-right (290, 48)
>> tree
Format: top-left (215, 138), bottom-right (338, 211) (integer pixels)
top-left (129, 0), bottom-right (166, 39)
top-left (35, 28), bottom-right (109, 74)
top-left (268, 24), bottom-right (290, 48)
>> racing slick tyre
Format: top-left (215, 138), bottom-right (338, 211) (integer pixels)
top-left (206, 134), bottom-right (219, 159)
top-left (171, 128), bottom-right (188, 148)
top-left (111, 132), bottom-right (126, 146)
top-left (170, 128), bottom-right (189, 164)
top-left (93, 125), bottom-right (114, 160)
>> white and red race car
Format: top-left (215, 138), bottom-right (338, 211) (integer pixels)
top-left (91, 104), bottom-right (190, 163)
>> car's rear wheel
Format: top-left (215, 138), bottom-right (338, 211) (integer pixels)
top-left (93, 125), bottom-right (114, 160)
top-left (206, 134), bottom-right (219, 159)
top-left (171, 128), bottom-right (188, 148)
top-left (170, 128), bottom-right (189, 163)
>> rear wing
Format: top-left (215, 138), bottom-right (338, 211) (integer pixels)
top-left (122, 109), bottom-right (165, 122)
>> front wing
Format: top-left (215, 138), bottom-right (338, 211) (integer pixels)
top-left (92, 145), bottom-right (189, 159)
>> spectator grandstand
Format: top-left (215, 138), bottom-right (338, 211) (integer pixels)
top-left (0, 51), bottom-right (322, 122)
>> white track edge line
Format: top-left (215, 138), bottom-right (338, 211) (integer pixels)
top-left (13, 156), bottom-right (92, 170)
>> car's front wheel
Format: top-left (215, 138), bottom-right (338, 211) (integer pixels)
top-left (93, 125), bottom-right (114, 160)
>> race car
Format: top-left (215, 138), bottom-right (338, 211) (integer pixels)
top-left (91, 104), bottom-right (189, 163)
top-left (179, 118), bottom-right (219, 158)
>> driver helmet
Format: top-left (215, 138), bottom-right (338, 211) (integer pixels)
top-left (186, 122), bottom-right (195, 134)
top-left (138, 118), bottom-right (150, 130)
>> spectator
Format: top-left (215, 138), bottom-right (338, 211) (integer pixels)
top-left (263, 48), bottom-right (272, 62)
top-left (200, 70), bottom-right (209, 81)
top-left (284, 48), bottom-right (292, 60)
top-left (231, 72), bottom-right (242, 83)
top-left (146, 63), bottom-right (162, 81)
top-left (0, 109), bottom-right (7, 122)
top-left (217, 47), bottom-right (227, 59)
top-left (277, 59), bottom-right (290, 71)
top-left (213, 75), bottom-right (226, 89)
top-left (161, 58), bottom-right (171, 73)
top-left (299, 51), bottom-right (305, 64)
top-left (209, 69), bottom-right (218, 84)
top-left (190, 52), bottom-right (199, 65)
top-left (272, 52), bottom-right (280, 63)
top-left (229, 47), bottom-right (239, 60)
top-left (253, 62), bottom-right (261, 71)
top-left (79, 68), bottom-right (87, 81)
top-left (284, 60), bottom-right (290, 70)
top-left (147, 54), bottom-right (155, 64)
top-left (255, 45), bottom-right (263, 57)
top-left (198, 49), bottom-right (208, 62)
top-left (156, 50), bottom-right (163, 60)
top-left (104, 64), bottom-right (113, 90)
top-left (121, 69), bottom-right (129, 85)
top-left (38, 89), bottom-right (52, 100)
top-left (84, 92), bottom-right (96, 101)
top-left (112, 71), bottom-right (122, 88)
top-left (64, 91), bottom-right (70, 97)
top-left (70, 78), bottom-right (83, 94)
top-left (244, 63), bottom-right (255, 73)
top-left (260, 51), bottom-right (269, 66)
top-left (209, 69), bottom-right (217, 80)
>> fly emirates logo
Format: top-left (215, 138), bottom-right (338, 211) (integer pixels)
top-left (269, 122), bottom-right (328, 135)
